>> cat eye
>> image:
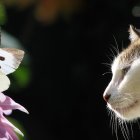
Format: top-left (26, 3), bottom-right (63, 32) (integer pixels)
top-left (122, 66), bottom-right (130, 75)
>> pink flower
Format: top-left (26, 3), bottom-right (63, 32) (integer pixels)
top-left (0, 92), bottom-right (28, 140)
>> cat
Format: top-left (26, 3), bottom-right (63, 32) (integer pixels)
top-left (103, 25), bottom-right (140, 139)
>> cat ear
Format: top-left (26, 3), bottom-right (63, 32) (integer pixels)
top-left (129, 25), bottom-right (140, 42)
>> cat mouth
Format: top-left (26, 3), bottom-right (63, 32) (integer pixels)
top-left (113, 100), bottom-right (138, 113)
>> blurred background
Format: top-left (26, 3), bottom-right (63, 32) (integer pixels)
top-left (0, 0), bottom-right (140, 140)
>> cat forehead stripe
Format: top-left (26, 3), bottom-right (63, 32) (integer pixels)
top-left (119, 40), bottom-right (140, 65)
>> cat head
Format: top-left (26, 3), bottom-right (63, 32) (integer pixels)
top-left (103, 25), bottom-right (140, 121)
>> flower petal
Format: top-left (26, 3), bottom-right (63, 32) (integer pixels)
top-left (1, 116), bottom-right (23, 136)
top-left (3, 110), bottom-right (12, 115)
top-left (0, 93), bottom-right (29, 114)
top-left (0, 114), bottom-right (19, 140)
top-left (0, 93), bottom-right (28, 139)
top-left (5, 128), bottom-right (19, 140)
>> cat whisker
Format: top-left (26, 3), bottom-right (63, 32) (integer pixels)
top-left (114, 115), bottom-right (119, 140)
top-left (113, 35), bottom-right (120, 55)
top-left (136, 120), bottom-right (140, 129)
top-left (110, 44), bottom-right (119, 56)
top-left (113, 113), bottom-right (117, 136)
top-left (122, 109), bottom-right (130, 140)
top-left (120, 120), bottom-right (127, 140)
top-left (109, 47), bottom-right (117, 58)
top-left (101, 62), bottom-right (112, 68)
top-left (124, 121), bottom-right (130, 139)
top-left (120, 119), bottom-right (130, 140)
top-left (106, 106), bottom-right (113, 130)
top-left (129, 121), bottom-right (134, 139)
top-left (112, 111), bottom-right (115, 135)
top-left (122, 93), bottom-right (133, 98)
top-left (107, 107), bottom-right (116, 136)
top-left (102, 71), bottom-right (112, 76)
top-left (105, 54), bottom-right (113, 63)
top-left (109, 111), bottom-right (113, 127)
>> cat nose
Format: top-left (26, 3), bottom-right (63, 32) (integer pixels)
top-left (103, 94), bottom-right (111, 102)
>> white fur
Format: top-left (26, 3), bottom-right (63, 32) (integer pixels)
top-left (104, 56), bottom-right (140, 121)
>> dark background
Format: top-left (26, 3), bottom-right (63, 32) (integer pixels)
top-left (2, 0), bottom-right (140, 140)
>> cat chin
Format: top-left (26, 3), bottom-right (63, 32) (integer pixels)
top-left (108, 101), bottom-right (140, 121)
